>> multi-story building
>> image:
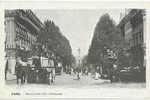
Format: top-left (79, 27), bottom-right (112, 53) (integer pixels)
top-left (118, 9), bottom-right (145, 67)
top-left (5, 9), bottom-right (43, 74)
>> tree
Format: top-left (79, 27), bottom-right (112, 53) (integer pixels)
top-left (87, 14), bottom-right (127, 68)
top-left (36, 20), bottom-right (74, 68)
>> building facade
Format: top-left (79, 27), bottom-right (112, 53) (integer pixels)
top-left (118, 9), bottom-right (146, 67)
top-left (5, 10), bottom-right (43, 74)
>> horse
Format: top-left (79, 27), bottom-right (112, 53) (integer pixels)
top-left (15, 60), bottom-right (28, 85)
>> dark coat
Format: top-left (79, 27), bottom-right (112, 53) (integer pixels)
top-left (16, 62), bottom-right (23, 79)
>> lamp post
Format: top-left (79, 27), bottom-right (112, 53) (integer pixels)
top-left (77, 48), bottom-right (81, 69)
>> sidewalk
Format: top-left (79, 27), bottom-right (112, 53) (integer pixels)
top-left (6, 73), bottom-right (16, 81)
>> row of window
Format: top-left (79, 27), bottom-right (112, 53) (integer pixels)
top-left (129, 32), bottom-right (143, 47)
top-left (15, 23), bottom-right (36, 45)
top-left (133, 32), bottom-right (143, 46)
top-left (5, 44), bottom-right (16, 49)
top-left (16, 39), bottom-right (32, 50)
top-left (15, 22), bottom-right (37, 51)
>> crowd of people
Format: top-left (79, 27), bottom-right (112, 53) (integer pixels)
top-left (65, 64), bottom-right (120, 83)
top-left (66, 67), bottom-right (102, 81)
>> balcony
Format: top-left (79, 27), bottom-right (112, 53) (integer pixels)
top-left (16, 13), bottom-right (40, 36)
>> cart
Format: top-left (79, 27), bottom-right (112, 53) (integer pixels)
top-left (27, 56), bottom-right (56, 84)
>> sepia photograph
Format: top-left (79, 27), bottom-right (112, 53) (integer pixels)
top-left (4, 9), bottom-right (146, 88)
top-left (0, 1), bottom-right (149, 98)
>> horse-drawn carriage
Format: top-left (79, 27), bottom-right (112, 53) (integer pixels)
top-left (16, 56), bottom-right (55, 85)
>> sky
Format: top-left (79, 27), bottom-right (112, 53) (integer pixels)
top-left (33, 9), bottom-right (123, 58)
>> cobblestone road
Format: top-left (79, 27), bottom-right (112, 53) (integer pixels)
top-left (5, 73), bottom-right (146, 89)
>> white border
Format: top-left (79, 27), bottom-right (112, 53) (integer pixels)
top-left (0, 1), bottom-right (150, 98)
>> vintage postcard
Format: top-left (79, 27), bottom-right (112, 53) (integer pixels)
top-left (0, 1), bottom-right (149, 98)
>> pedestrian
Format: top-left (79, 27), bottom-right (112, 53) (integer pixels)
top-left (73, 68), bottom-right (76, 80)
top-left (77, 72), bottom-right (80, 80)
top-left (71, 68), bottom-right (73, 75)
top-left (49, 70), bottom-right (53, 85)
top-left (5, 59), bottom-right (8, 80)
top-left (77, 68), bottom-right (80, 80)
top-left (85, 68), bottom-right (88, 76)
top-left (46, 67), bottom-right (52, 85)
top-left (52, 68), bottom-right (55, 83)
top-left (95, 71), bottom-right (100, 80)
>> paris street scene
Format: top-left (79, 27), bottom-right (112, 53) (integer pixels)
top-left (4, 9), bottom-right (146, 88)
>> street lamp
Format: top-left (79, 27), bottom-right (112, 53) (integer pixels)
top-left (78, 48), bottom-right (81, 66)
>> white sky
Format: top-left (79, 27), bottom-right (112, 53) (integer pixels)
top-left (33, 9), bottom-right (123, 58)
